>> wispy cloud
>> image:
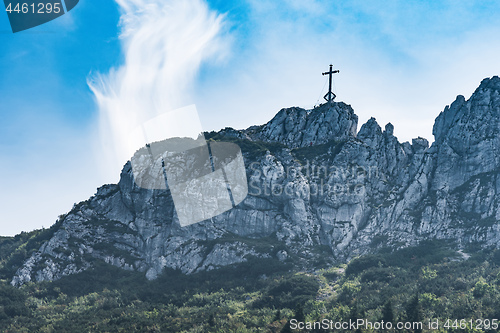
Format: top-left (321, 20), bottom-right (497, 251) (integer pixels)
top-left (2, 0), bottom-right (500, 236)
top-left (89, 0), bottom-right (230, 179)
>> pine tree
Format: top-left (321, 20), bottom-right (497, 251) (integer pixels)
top-left (208, 313), bottom-right (215, 327)
top-left (349, 303), bottom-right (363, 333)
top-left (274, 309), bottom-right (281, 321)
top-left (382, 300), bottom-right (394, 324)
top-left (280, 321), bottom-right (292, 333)
top-left (406, 293), bottom-right (422, 333)
top-left (294, 304), bottom-right (305, 323)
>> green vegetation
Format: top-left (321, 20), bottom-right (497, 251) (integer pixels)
top-left (0, 218), bottom-right (63, 282)
top-left (291, 140), bottom-right (344, 164)
top-left (1, 238), bottom-right (500, 332)
top-left (205, 131), bottom-right (286, 162)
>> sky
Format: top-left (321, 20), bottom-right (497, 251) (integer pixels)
top-left (1, 0), bottom-right (500, 236)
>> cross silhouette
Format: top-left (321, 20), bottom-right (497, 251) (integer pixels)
top-left (322, 64), bottom-right (340, 103)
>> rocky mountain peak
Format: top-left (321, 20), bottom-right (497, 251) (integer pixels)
top-left (432, 95), bottom-right (466, 143)
top-left (384, 123), bottom-right (394, 136)
top-left (477, 75), bottom-right (500, 92)
top-left (433, 76), bottom-right (500, 144)
top-left (357, 118), bottom-right (395, 142)
top-left (252, 101), bottom-right (358, 147)
top-left (358, 117), bottom-right (381, 137)
top-left (412, 137), bottom-right (429, 152)
top-left (10, 77), bottom-right (500, 287)
top-left (431, 76), bottom-right (500, 190)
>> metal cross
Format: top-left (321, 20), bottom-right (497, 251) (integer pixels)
top-left (322, 64), bottom-right (340, 103)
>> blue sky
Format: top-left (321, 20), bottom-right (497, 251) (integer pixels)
top-left (1, 0), bottom-right (500, 235)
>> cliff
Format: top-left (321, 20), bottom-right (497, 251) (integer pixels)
top-left (12, 76), bottom-right (500, 286)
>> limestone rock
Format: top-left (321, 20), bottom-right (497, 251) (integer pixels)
top-left (11, 77), bottom-right (500, 286)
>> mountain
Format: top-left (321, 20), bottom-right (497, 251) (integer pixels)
top-left (10, 76), bottom-right (500, 286)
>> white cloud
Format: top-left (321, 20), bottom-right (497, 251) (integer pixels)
top-left (89, 0), bottom-right (230, 180)
top-left (3, 0), bottom-right (500, 236)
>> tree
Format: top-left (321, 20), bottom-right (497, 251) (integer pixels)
top-left (274, 309), bottom-right (281, 321)
top-left (208, 313), bottom-right (215, 327)
top-left (349, 303), bottom-right (359, 322)
top-left (382, 300), bottom-right (394, 324)
top-left (280, 321), bottom-right (292, 333)
top-left (281, 305), bottom-right (305, 333)
top-left (406, 293), bottom-right (422, 333)
top-left (349, 303), bottom-right (364, 333)
top-left (294, 304), bottom-right (305, 323)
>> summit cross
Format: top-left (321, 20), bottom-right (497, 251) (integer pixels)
top-left (322, 64), bottom-right (340, 103)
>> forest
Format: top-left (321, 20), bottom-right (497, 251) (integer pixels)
top-left (1, 230), bottom-right (500, 332)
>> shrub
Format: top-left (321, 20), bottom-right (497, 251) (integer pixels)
top-left (346, 255), bottom-right (385, 277)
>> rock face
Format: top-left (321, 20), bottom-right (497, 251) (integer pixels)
top-left (11, 76), bottom-right (500, 286)
top-left (250, 102), bottom-right (358, 148)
